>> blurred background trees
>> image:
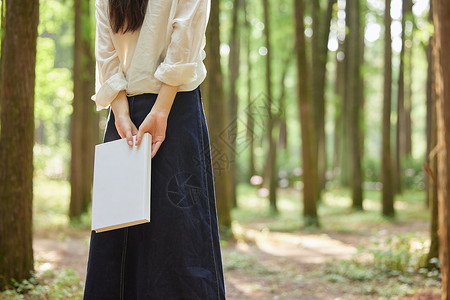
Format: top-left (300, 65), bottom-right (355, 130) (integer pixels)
top-left (2, 0), bottom-right (450, 296)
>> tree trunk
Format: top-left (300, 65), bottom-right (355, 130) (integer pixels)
top-left (345, 0), bottom-right (363, 210)
top-left (333, 42), bottom-right (345, 176)
top-left (339, 7), bottom-right (350, 187)
top-left (311, 0), bottom-right (336, 193)
top-left (382, 0), bottom-right (395, 217)
top-left (404, 1), bottom-right (413, 157)
top-left (425, 4), bottom-right (438, 264)
top-left (243, 0), bottom-right (255, 180)
top-left (294, 0), bottom-right (319, 227)
top-left (277, 55), bottom-right (291, 149)
top-left (262, 0), bottom-right (278, 213)
top-left (228, 0), bottom-right (241, 208)
top-left (433, 0), bottom-right (450, 297)
top-left (395, 0), bottom-right (413, 194)
top-left (0, 0), bottom-right (39, 290)
top-left (206, 0), bottom-right (233, 236)
top-left (69, 0), bottom-right (97, 221)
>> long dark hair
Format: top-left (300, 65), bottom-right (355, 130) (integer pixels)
top-left (109, 0), bottom-right (149, 34)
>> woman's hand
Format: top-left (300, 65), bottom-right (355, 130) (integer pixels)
top-left (136, 111), bottom-right (169, 158)
top-left (111, 90), bottom-right (138, 146)
top-left (115, 114), bottom-right (138, 146)
top-left (135, 83), bottom-right (179, 158)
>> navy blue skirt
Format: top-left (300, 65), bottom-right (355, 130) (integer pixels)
top-left (84, 86), bottom-right (226, 299)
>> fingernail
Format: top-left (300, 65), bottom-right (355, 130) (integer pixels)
top-left (128, 140), bottom-right (133, 146)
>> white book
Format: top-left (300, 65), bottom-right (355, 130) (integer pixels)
top-left (91, 133), bottom-right (152, 233)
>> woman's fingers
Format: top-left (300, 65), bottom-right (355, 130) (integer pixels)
top-left (115, 116), bottom-right (138, 146)
top-left (151, 141), bottom-right (162, 158)
top-left (135, 127), bottom-right (146, 146)
top-left (126, 130), bottom-right (134, 146)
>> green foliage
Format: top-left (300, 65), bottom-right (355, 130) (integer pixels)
top-left (322, 232), bottom-right (440, 298)
top-left (222, 250), bottom-right (275, 275)
top-left (366, 232), bottom-right (428, 273)
top-left (0, 269), bottom-right (83, 299)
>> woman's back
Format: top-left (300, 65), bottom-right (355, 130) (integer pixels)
top-left (93, 0), bottom-right (209, 110)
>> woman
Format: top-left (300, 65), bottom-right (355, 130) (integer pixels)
top-left (83, 0), bottom-right (226, 299)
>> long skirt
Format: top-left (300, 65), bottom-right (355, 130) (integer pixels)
top-left (83, 86), bottom-right (226, 300)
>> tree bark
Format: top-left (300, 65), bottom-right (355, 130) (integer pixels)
top-left (0, 0), bottom-right (39, 290)
top-left (425, 4), bottom-right (438, 264)
top-left (382, 0), bottom-right (395, 217)
top-left (206, 0), bottom-right (233, 236)
top-left (311, 0), bottom-right (336, 193)
top-left (228, 0), bottom-right (241, 208)
top-left (294, 0), bottom-right (319, 227)
top-left (395, 0), bottom-right (413, 194)
top-left (333, 42), bottom-right (345, 176)
top-left (244, 0), bottom-right (255, 179)
top-left (345, 0), bottom-right (363, 210)
top-left (69, 0), bottom-right (97, 220)
top-left (262, 0), bottom-right (278, 213)
top-left (432, 0), bottom-right (450, 297)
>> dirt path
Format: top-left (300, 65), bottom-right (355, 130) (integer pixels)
top-left (33, 220), bottom-right (436, 299)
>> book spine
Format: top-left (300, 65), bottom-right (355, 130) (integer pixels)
top-left (143, 133), bottom-right (152, 221)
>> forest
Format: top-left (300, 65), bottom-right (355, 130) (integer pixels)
top-left (1, 0), bottom-right (450, 299)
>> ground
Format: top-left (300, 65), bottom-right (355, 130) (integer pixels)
top-left (33, 219), bottom-right (439, 299)
top-left (1, 180), bottom-right (442, 299)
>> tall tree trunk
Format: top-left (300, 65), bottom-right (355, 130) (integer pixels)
top-left (425, 4), bottom-right (438, 264)
top-left (382, 0), bottom-right (395, 217)
top-left (395, 0), bottom-right (413, 194)
top-left (277, 55), bottom-right (291, 149)
top-left (333, 42), bottom-right (345, 176)
top-left (206, 0), bottom-right (233, 236)
top-left (433, 0), bottom-right (450, 297)
top-left (262, 0), bottom-right (278, 213)
top-left (0, 0), bottom-right (39, 290)
top-left (359, 0), bottom-right (366, 168)
top-left (294, 0), bottom-right (319, 227)
top-left (345, 0), bottom-right (363, 210)
top-left (311, 0), bottom-right (336, 193)
top-left (69, 0), bottom-right (97, 220)
top-left (339, 5), bottom-right (350, 187)
top-left (404, 1), bottom-right (413, 157)
top-left (228, 0), bottom-right (241, 208)
top-left (244, 0), bottom-right (255, 179)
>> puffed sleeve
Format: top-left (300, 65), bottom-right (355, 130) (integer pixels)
top-left (91, 0), bottom-right (128, 111)
top-left (154, 0), bottom-right (210, 87)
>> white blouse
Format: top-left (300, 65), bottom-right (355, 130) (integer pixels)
top-left (92, 0), bottom-right (210, 111)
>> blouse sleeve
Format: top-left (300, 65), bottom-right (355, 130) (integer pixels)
top-left (154, 0), bottom-right (210, 87)
top-left (91, 0), bottom-right (128, 111)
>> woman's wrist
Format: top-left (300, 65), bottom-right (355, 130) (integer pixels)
top-left (152, 83), bottom-right (179, 115)
top-left (110, 90), bottom-right (130, 118)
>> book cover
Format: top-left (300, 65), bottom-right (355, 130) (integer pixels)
top-left (91, 133), bottom-right (152, 233)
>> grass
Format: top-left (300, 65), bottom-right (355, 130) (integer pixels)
top-left (0, 269), bottom-right (83, 300)
top-left (233, 183), bottom-right (430, 233)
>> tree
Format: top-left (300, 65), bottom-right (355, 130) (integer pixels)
top-left (0, 0), bottom-right (39, 290)
top-left (243, 0), bottom-right (256, 179)
top-left (294, 0), bottom-right (319, 227)
top-left (205, 0), bottom-right (233, 236)
top-left (228, 0), bottom-right (242, 208)
top-left (381, 0), bottom-right (395, 217)
top-left (425, 1), bottom-right (438, 266)
top-left (432, 0), bottom-right (450, 297)
top-left (395, 0), bottom-right (413, 194)
top-left (69, 0), bottom-right (97, 220)
top-left (310, 0), bottom-right (336, 193)
top-left (262, 0), bottom-right (278, 213)
top-left (345, 0), bottom-right (363, 210)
